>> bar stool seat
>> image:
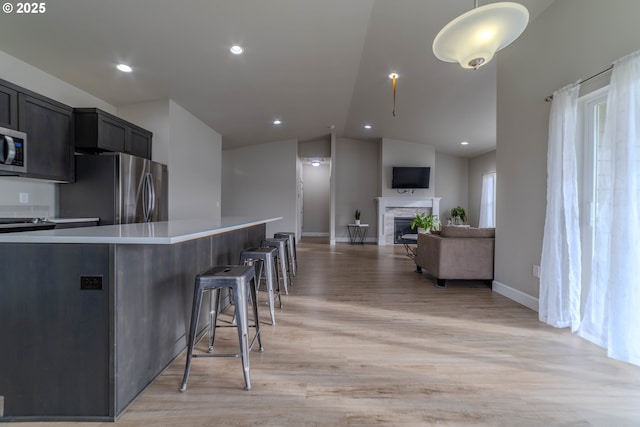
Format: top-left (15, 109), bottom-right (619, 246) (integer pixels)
top-left (261, 237), bottom-right (292, 295)
top-left (240, 247), bottom-right (282, 325)
top-left (180, 265), bottom-right (263, 392)
top-left (274, 232), bottom-right (297, 277)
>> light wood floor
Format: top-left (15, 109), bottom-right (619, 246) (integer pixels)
top-left (24, 238), bottom-right (640, 426)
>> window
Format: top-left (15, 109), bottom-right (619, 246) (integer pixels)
top-left (578, 87), bottom-right (607, 305)
top-left (479, 172), bottom-right (496, 228)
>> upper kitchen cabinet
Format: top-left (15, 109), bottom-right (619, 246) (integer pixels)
top-left (74, 108), bottom-right (152, 159)
top-left (0, 78), bottom-right (74, 182)
top-left (0, 82), bottom-right (18, 129)
top-left (18, 93), bottom-right (74, 182)
top-left (127, 126), bottom-right (152, 159)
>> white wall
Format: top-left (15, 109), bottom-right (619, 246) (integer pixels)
top-left (222, 139), bottom-right (298, 237)
top-left (168, 101), bottom-right (221, 220)
top-left (302, 163), bottom-right (331, 235)
top-left (0, 49), bottom-right (115, 218)
top-left (496, 0), bottom-right (640, 302)
top-left (380, 138), bottom-right (436, 198)
top-left (434, 152), bottom-right (468, 221)
top-left (334, 138), bottom-right (379, 242)
top-left (299, 137), bottom-right (331, 159)
top-left (467, 150), bottom-right (496, 227)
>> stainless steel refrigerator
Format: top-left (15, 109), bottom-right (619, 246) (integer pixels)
top-left (58, 153), bottom-right (168, 225)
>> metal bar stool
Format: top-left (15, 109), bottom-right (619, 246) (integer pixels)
top-left (261, 237), bottom-right (292, 295)
top-left (240, 247), bottom-right (282, 325)
top-left (180, 265), bottom-right (263, 392)
top-left (274, 232), bottom-right (297, 276)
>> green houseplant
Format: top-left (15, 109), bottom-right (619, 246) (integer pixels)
top-left (410, 212), bottom-right (441, 233)
top-left (450, 206), bottom-right (467, 224)
top-left (354, 209), bottom-right (361, 225)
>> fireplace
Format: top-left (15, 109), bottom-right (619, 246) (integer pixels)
top-left (376, 197), bottom-right (441, 245)
top-left (393, 217), bottom-right (414, 244)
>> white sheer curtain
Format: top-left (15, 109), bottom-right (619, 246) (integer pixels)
top-left (479, 172), bottom-right (496, 228)
top-left (579, 50), bottom-right (640, 366)
top-left (539, 84), bottom-right (582, 330)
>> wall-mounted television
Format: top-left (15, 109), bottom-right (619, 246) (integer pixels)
top-left (392, 166), bottom-right (430, 189)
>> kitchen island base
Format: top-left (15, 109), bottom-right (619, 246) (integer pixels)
top-left (0, 223), bottom-right (265, 421)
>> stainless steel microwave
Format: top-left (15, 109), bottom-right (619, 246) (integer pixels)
top-left (0, 127), bottom-right (27, 174)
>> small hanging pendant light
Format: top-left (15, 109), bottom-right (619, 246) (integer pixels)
top-left (432, 1), bottom-right (529, 70)
top-left (389, 73), bottom-right (399, 116)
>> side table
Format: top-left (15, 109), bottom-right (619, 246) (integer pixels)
top-left (400, 233), bottom-right (418, 259)
top-left (347, 223), bottom-right (369, 244)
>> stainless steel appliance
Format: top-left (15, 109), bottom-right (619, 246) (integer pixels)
top-left (0, 127), bottom-right (27, 175)
top-left (58, 153), bottom-right (168, 225)
top-left (0, 218), bottom-right (56, 233)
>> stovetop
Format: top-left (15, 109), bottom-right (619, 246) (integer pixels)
top-left (0, 218), bottom-right (57, 232)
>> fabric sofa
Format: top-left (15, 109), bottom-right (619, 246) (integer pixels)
top-left (414, 226), bottom-right (495, 288)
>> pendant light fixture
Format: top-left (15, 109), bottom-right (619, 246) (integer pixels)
top-left (432, 1), bottom-right (529, 70)
top-left (389, 73), bottom-right (399, 117)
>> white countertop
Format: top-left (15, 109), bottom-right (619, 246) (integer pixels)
top-left (49, 217), bottom-right (99, 224)
top-left (0, 216), bottom-right (281, 245)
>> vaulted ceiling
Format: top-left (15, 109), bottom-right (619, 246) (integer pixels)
top-left (0, 0), bottom-right (554, 157)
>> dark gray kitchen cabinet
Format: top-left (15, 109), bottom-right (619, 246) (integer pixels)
top-left (74, 108), bottom-right (152, 159)
top-left (0, 82), bottom-right (18, 129)
top-left (127, 126), bottom-right (152, 159)
top-left (18, 92), bottom-right (74, 182)
top-left (0, 78), bottom-right (74, 181)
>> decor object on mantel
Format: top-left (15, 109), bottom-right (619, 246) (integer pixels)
top-left (410, 212), bottom-right (441, 234)
top-left (354, 209), bottom-right (361, 225)
top-left (450, 206), bottom-right (467, 225)
top-left (432, 1), bottom-right (529, 70)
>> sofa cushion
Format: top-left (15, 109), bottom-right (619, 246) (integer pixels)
top-left (440, 226), bottom-right (495, 238)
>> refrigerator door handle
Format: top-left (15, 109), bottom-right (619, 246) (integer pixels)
top-left (142, 173), bottom-right (151, 222)
top-left (147, 173), bottom-right (156, 221)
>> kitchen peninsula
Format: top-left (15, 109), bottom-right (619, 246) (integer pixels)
top-left (0, 217), bottom-right (280, 421)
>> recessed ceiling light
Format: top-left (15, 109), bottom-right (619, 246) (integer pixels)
top-left (230, 45), bottom-right (244, 55)
top-left (116, 64), bottom-right (132, 72)
top-left (364, 124), bottom-right (372, 129)
top-left (388, 73), bottom-right (399, 79)
top-left (273, 120), bottom-right (282, 125)
top-left (311, 161), bottom-right (321, 167)
top-left (461, 141), bottom-right (470, 145)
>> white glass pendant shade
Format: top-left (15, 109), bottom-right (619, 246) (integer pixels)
top-left (433, 2), bottom-right (529, 69)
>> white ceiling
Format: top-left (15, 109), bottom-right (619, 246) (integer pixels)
top-left (0, 0), bottom-right (554, 157)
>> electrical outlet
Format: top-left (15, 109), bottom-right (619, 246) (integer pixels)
top-left (80, 275), bottom-right (103, 290)
top-left (19, 192), bottom-right (29, 203)
top-left (533, 265), bottom-right (541, 278)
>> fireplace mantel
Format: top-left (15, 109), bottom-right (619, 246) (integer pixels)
top-left (375, 197), bottom-right (441, 245)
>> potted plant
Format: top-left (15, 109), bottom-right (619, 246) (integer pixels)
top-left (354, 209), bottom-right (361, 225)
top-left (410, 212), bottom-right (441, 233)
top-left (450, 206), bottom-right (467, 225)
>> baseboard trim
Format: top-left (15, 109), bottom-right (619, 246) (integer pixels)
top-left (334, 237), bottom-right (378, 244)
top-left (492, 280), bottom-right (539, 312)
top-left (302, 232), bottom-right (329, 237)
